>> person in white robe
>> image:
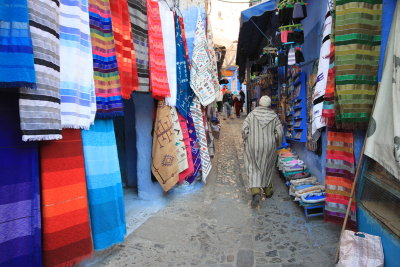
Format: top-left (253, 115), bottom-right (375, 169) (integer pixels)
top-left (242, 96), bottom-right (283, 207)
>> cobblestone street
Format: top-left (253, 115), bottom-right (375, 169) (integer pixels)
top-left (94, 117), bottom-right (340, 267)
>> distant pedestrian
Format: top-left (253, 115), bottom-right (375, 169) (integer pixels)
top-left (222, 89), bottom-right (233, 119)
top-left (239, 89), bottom-right (245, 112)
top-left (216, 88), bottom-right (223, 113)
top-left (233, 95), bottom-right (241, 118)
top-left (242, 96), bottom-right (283, 208)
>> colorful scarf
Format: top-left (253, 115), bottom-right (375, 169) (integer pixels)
top-left (334, 0), bottom-right (383, 129)
top-left (0, 0), bottom-right (36, 90)
top-left (151, 100), bottom-right (179, 191)
top-left (59, 0), bottom-right (96, 129)
top-left (176, 15), bottom-right (194, 118)
top-left (159, 2), bottom-right (177, 107)
top-left (19, 0), bottom-right (62, 141)
top-left (40, 129), bottom-right (93, 266)
top-left (325, 130), bottom-right (357, 230)
top-left (178, 113), bottom-right (194, 183)
top-left (190, 97), bottom-right (212, 182)
top-left (89, 0), bottom-right (124, 117)
top-left (365, 2), bottom-right (400, 180)
top-left (186, 110), bottom-right (202, 183)
top-left (127, 0), bottom-right (150, 92)
top-left (82, 119), bottom-right (126, 250)
top-left (0, 93), bottom-right (41, 267)
top-left (170, 107), bottom-right (189, 173)
top-left (147, 0), bottom-right (171, 99)
top-left (190, 13), bottom-right (216, 106)
top-left (109, 0), bottom-right (139, 99)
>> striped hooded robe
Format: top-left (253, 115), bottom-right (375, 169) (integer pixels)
top-left (242, 106), bottom-right (283, 189)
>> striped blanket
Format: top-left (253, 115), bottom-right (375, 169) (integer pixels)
top-left (152, 100), bottom-right (179, 191)
top-left (0, 93), bottom-right (41, 267)
top-left (127, 0), bottom-right (150, 92)
top-left (190, 13), bottom-right (216, 106)
top-left (147, 0), bottom-right (171, 99)
top-left (59, 0), bottom-right (97, 129)
top-left (0, 0), bottom-right (36, 90)
top-left (89, 0), bottom-right (124, 117)
top-left (109, 0), bottom-right (139, 99)
top-left (82, 120), bottom-right (126, 250)
top-left (334, 0), bottom-right (383, 129)
top-left (176, 15), bottom-right (194, 119)
top-left (19, 0), bottom-right (62, 141)
top-left (325, 130), bottom-right (357, 230)
top-left (40, 129), bottom-right (93, 266)
top-left (190, 97), bottom-right (212, 183)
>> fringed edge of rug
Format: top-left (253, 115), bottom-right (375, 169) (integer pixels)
top-left (22, 134), bottom-right (63, 142)
top-left (62, 124), bottom-right (92, 130)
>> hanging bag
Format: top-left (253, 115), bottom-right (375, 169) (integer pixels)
top-left (293, 2), bottom-right (307, 23)
top-left (337, 230), bottom-right (384, 267)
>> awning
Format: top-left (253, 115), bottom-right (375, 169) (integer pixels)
top-left (236, 0), bottom-right (279, 82)
top-left (241, 0), bottom-right (278, 23)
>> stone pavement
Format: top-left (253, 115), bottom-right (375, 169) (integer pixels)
top-left (94, 117), bottom-right (340, 267)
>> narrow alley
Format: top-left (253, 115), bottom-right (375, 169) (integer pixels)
top-left (93, 118), bottom-right (340, 267)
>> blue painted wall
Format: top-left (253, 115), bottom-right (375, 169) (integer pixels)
top-left (357, 206), bottom-right (400, 267)
top-left (132, 93), bottom-right (164, 200)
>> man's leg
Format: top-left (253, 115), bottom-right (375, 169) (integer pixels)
top-left (263, 183), bottom-right (273, 198)
top-left (251, 188), bottom-right (262, 208)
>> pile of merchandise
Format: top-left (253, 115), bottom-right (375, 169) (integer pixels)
top-left (277, 147), bottom-right (326, 218)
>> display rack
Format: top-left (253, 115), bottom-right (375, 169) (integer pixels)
top-left (285, 72), bottom-right (307, 142)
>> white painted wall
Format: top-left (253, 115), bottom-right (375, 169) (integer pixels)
top-left (208, 0), bottom-right (249, 68)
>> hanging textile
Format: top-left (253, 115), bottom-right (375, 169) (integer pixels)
top-left (170, 107), bottom-right (189, 173)
top-left (109, 0), bottom-right (139, 99)
top-left (147, 0), bottom-right (171, 99)
top-left (19, 0), bottom-right (62, 141)
top-left (59, 0), bottom-right (96, 129)
top-left (365, 1), bottom-right (400, 180)
top-left (151, 100), bottom-right (179, 191)
top-left (334, 0), bottom-right (383, 129)
top-left (159, 2), bottom-right (177, 107)
top-left (322, 44), bottom-right (336, 126)
top-left (176, 15), bottom-right (194, 118)
top-left (178, 113), bottom-right (195, 183)
top-left (179, 17), bottom-right (190, 62)
top-left (325, 130), bottom-right (357, 230)
top-left (0, 0), bottom-right (36, 90)
top-left (0, 93), bottom-right (41, 267)
top-left (182, 7), bottom-right (206, 62)
top-left (114, 99), bottom-right (138, 187)
top-left (190, 97), bottom-right (212, 182)
top-left (89, 0), bottom-right (124, 117)
top-left (206, 18), bottom-right (220, 94)
top-left (190, 13), bottom-right (216, 106)
top-left (127, 0), bottom-right (150, 92)
top-left (186, 110), bottom-right (202, 183)
top-left (41, 129), bottom-right (93, 266)
top-left (82, 120), bottom-right (126, 250)
top-left (311, 2), bottom-right (333, 136)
